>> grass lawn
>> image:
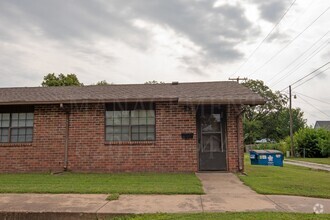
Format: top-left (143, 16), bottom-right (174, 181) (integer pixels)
top-left (112, 213), bottom-right (330, 220)
top-left (288, 157), bottom-right (330, 165)
top-left (239, 154), bottom-right (330, 198)
top-left (0, 173), bottom-right (203, 194)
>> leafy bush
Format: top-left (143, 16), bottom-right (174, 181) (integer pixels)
top-left (277, 137), bottom-right (291, 154)
top-left (248, 142), bottom-right (288, 154)
top-left (294, 128), bottom-right (330, 157)
top-left (256, 143), bottom-right (277, 150)
top-left (246, 128), bottom-right (330, 157)
top-left (317, 129), bottom-right (330, 157)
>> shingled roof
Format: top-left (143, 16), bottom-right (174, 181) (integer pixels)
top-left (314, 121), bottom-right (330, 130)
top-left (0, 81), bottom-right (265, 105)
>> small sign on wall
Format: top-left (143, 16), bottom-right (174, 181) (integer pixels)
top-left (181, 133), bottom-right (194, 139)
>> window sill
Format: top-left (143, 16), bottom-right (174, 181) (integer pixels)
top-left (105, 141), bottom-right (156, 145)
top-left (0, 142), bottom-right (33, 147)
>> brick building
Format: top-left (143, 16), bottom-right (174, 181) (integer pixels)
top-left (0, 81), bottom-right (264, 173)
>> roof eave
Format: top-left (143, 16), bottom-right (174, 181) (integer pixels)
top-left (178, 98), bottom-right (266, 105)
top-left (0, 97), bottom-right (179, 105)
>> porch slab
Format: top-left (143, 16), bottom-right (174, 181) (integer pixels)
top-left (196, 172), bottom-right (257, 194)
top-left (196, 173), bottom-right (280, 212)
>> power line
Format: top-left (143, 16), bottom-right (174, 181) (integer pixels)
top-left (294, 100), bottom-right (324, 119)
top-left (299, 96), bottom-right (330, 118)
top-left (304, 110), bottom-right (323, 120)
top-left (271, 40), bottom-right (330, 87)
top-left (268, 30), bottom-right (330, 86)
top-left (295, 92), bottom-right (330, 106)
top-left (247, 6), bottom-right (330, 78)
top-left (298, 95), bottom-right (330, 118)
top-left (279, 62), bottom-right (330, 92)
top-left (287, 0), bottom-right (313, 27)
top-left (229, 0), bottom-right (297, 77)
top-left (263, 89), bottom-right (328, 122)
top-left (294, 98), bottom-right (329, 121)
top-left (292, 66), bottom-right (330, 89)
top-left (291, 61), bottom-right (330, 86)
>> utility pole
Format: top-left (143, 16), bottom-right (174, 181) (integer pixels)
top-left (289, 85), bottom-right (294, 157)
top-left (228, 77), bottom-right (248, 83)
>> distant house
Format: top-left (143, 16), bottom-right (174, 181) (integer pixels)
top-left (0, 81), bottom-right (264, 173)
top-left (255, 138), bottom-right (275, 144)
top-left (314, 121), bottom-right (330, 131)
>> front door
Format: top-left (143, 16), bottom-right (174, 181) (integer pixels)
top-left (198, 106), bottom-right (227, 171)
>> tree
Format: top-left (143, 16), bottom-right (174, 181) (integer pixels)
top-left (263, 108), bottom-right (306, 142)
top-left (242, 79), bottom-right (306, 144)
top-left (243, 118), bottom-right (263, 144)
top-left (96, 80), bottom-right (112, 85)
top-left (145, 80), bottom-right (165, 84)
top-left (41, 73), bottom-right (82, 87)
top-left (242, 80), bottom-right (287, 121)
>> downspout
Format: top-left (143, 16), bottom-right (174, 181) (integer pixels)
top-left (236, 105), bottom-right (245, 172)
top-left (64, 111), bottom-right (70, 171)
top-left (60, 103), bottom-right (70, 171)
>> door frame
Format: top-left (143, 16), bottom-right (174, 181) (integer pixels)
top-left (196, 105), bottom-right (228, 171)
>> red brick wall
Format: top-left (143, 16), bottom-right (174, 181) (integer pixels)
top-left (0, 102), bottom-right (243, 173)
top-left (68, 102), bottom-right (197, 172)
top-left (0, 105), bottom-right (66, 172)
top-left (0, 102), bottom-right (198, 173)
top-left (226, 105), bottom-right (244, 172)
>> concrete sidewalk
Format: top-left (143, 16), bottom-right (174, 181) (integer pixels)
top-left (0, 173), bottom-right (329, 216)
top-left (97, 173), bottom-right (278, 213)
top-left (285, 159), bottom-right (330, 172)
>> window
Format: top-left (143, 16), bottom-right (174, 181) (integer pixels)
top-left (0, 113), bottom-right (9, 143)
top-left (0, 112), bottom-right (34, 143)
top-left (105, 103), bottom-right (155, 142)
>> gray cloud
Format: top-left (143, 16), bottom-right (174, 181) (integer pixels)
top-left (120, 0), bottom-right (256, 62)
top-left (0, 0), bottom-right (272, 87)
top-left (0, 49), bottom-right (41, 87)
top-left (252, 0), bottom-right (290, 22)
top-left (179, 56), bottom-right (210, 76)
top-left (0, 0), bottom-right (150, 48)
top-left (0, 0), bottom-right (258, 67)
top-left (266, 29), bottom-right (291, 43)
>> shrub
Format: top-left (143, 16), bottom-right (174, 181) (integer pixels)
top-left (317, 129), bottom-right (330, 157)
top-left (248, 142), bottom-right (288, 154)
top-left (277, 137), bottom-right (291, 154)
top-left (294, 128), bottom-right (330, 158)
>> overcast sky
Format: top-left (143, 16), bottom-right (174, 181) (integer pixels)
top-left (0, 0), bottom-right (329, 125)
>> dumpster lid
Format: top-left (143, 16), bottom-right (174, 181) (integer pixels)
top-left (250, 150), bottom-right (282, 154)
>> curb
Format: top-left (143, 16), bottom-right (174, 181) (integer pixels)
top-left (0, 211), bottom-right (128, 220)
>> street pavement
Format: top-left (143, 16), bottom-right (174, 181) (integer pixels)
top-left (285, 159), bottom-right (330, 172)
